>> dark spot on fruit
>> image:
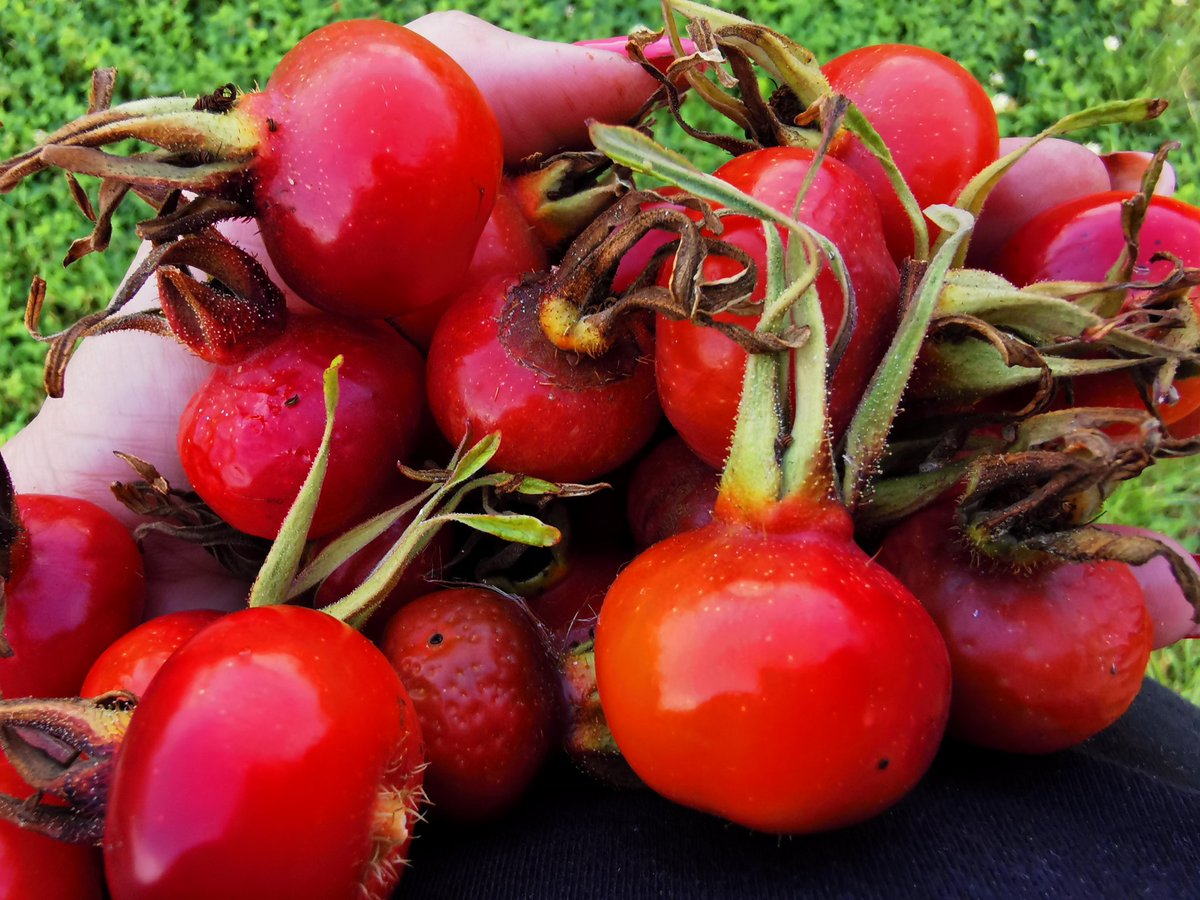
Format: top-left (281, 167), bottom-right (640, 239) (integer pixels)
top-left (284, 394), bottom-right (300, 407)
top-left (267, 117), bottom-right (279, 132)
top-left (1110, 663), bottom-right (1118, 676)
top-left (877, 758), bottom-right (889, 771)
top-left (428, 632), bottom-right (444, 646)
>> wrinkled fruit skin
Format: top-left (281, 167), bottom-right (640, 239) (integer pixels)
top-left (877, 503), bottom-right (1153, 754)
top-left (178, 314), bottom-right (425, 540)
top-left (595, 514), bottom-right (951, 833)
top-left (1, 494), bottom-right (145, 698)
top-left (103, 606), bottom-right (425, 900)
top-left (246, 19), bottom-right (503, 318)
top-left (381, 588), bottom-right (560, 822)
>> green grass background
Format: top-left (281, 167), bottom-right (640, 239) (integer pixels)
top-left (0, 0), bottom-right (1197, 697)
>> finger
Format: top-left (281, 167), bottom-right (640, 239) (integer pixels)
top-left (408, 12), bottom-right (659, 164)
top-left (140, 534), bottom-right (251, 619)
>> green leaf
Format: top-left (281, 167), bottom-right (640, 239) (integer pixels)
top-left (249, 355), bottom-right (342, 608)
top-left (286, 486), bottom-right (437, 598)
top-left (444, 431), bottom-right (503, 490)
top-left (448, 513), bottom-right (562, 547)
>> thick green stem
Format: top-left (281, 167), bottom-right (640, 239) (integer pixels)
top-left (720, 220), bottom-right (831, 509)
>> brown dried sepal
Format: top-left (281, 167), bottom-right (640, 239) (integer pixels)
top-left (958, 407), bottom-right (1161, 554)
top-left (155, 236), bottom-right (287, 364)
top-left (626, 19), bottom-right (836, 156)
top-left (27, 231), bottom-right (287, 396)
top-left (111, 452), bottom-right (271, 580)
top-left (533, 190), bottom-right (801, 359)
top-left (0, 692), bottom-right (135, 845)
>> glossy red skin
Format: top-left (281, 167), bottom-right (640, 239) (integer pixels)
top-left (0, 495), bottom-right (145, 698)
top-left (245, 20), bottom-right (502, 318)
top-left (0, 756), bottom-right (105, 899)
top-left (80, 609), bottom-right (223, 698)
top-left (995, 191), bottom-right (1200, 424)
top-left (313, 483), bottom-right (455, 638)
top-left (103, 606), bottom-right (424, 900)
top-left (178, 314), bottom-right (425, 540)
top-left (392, 183), bottom-right (549, 349)
top-left (595, 501), bottom-right (951, 833)
top-left (381, 588), bottom-right (559, 822)
top-left (656, 148), bottom-right (900, 468)
top-left (626, 434), bottom-right (719, 547)
top-left (824, 44), bottom-right (999, 263)
top-left (426, 273), bottom-right (662, 481)
top-left (877, 503), bottom-right (1153, 754)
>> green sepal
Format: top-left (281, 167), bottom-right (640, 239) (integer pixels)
top-left (286, 487), bottom-right (437, 598)
top-left (936, 269), bottom-right (1200, 359)
top-left (248, 356), bottom-right (342, 608)
top-left (908, 329), bottom-right (1155, 404)
top-left (841, 205), bottom-right (975, 511)
top-left (855, 461), bottom-right (969, 531)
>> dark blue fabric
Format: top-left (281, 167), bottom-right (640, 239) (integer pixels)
top-left (401, 679), bottom-right (1200, 899)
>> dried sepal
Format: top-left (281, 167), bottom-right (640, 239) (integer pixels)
top-left (0, 692), bottom-right (136, 845)
top-left (110, 452), bottom-right (271, 580)
top-left (27, 231), bottom-right (287, 395)
top-left (154, 237), bottom-right (287, 364)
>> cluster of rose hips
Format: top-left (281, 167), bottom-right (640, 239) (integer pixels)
top-left (0, 5), bottom-right (1197, 898)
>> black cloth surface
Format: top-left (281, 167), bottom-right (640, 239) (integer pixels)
top-left (400, 679), bottom-right (1200, 899)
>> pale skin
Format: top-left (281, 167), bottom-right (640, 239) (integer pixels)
top-left (3, 12), bottom-right (659, 617)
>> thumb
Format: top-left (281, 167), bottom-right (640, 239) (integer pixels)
top-left (408, 12), bottom-right (660, 165)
